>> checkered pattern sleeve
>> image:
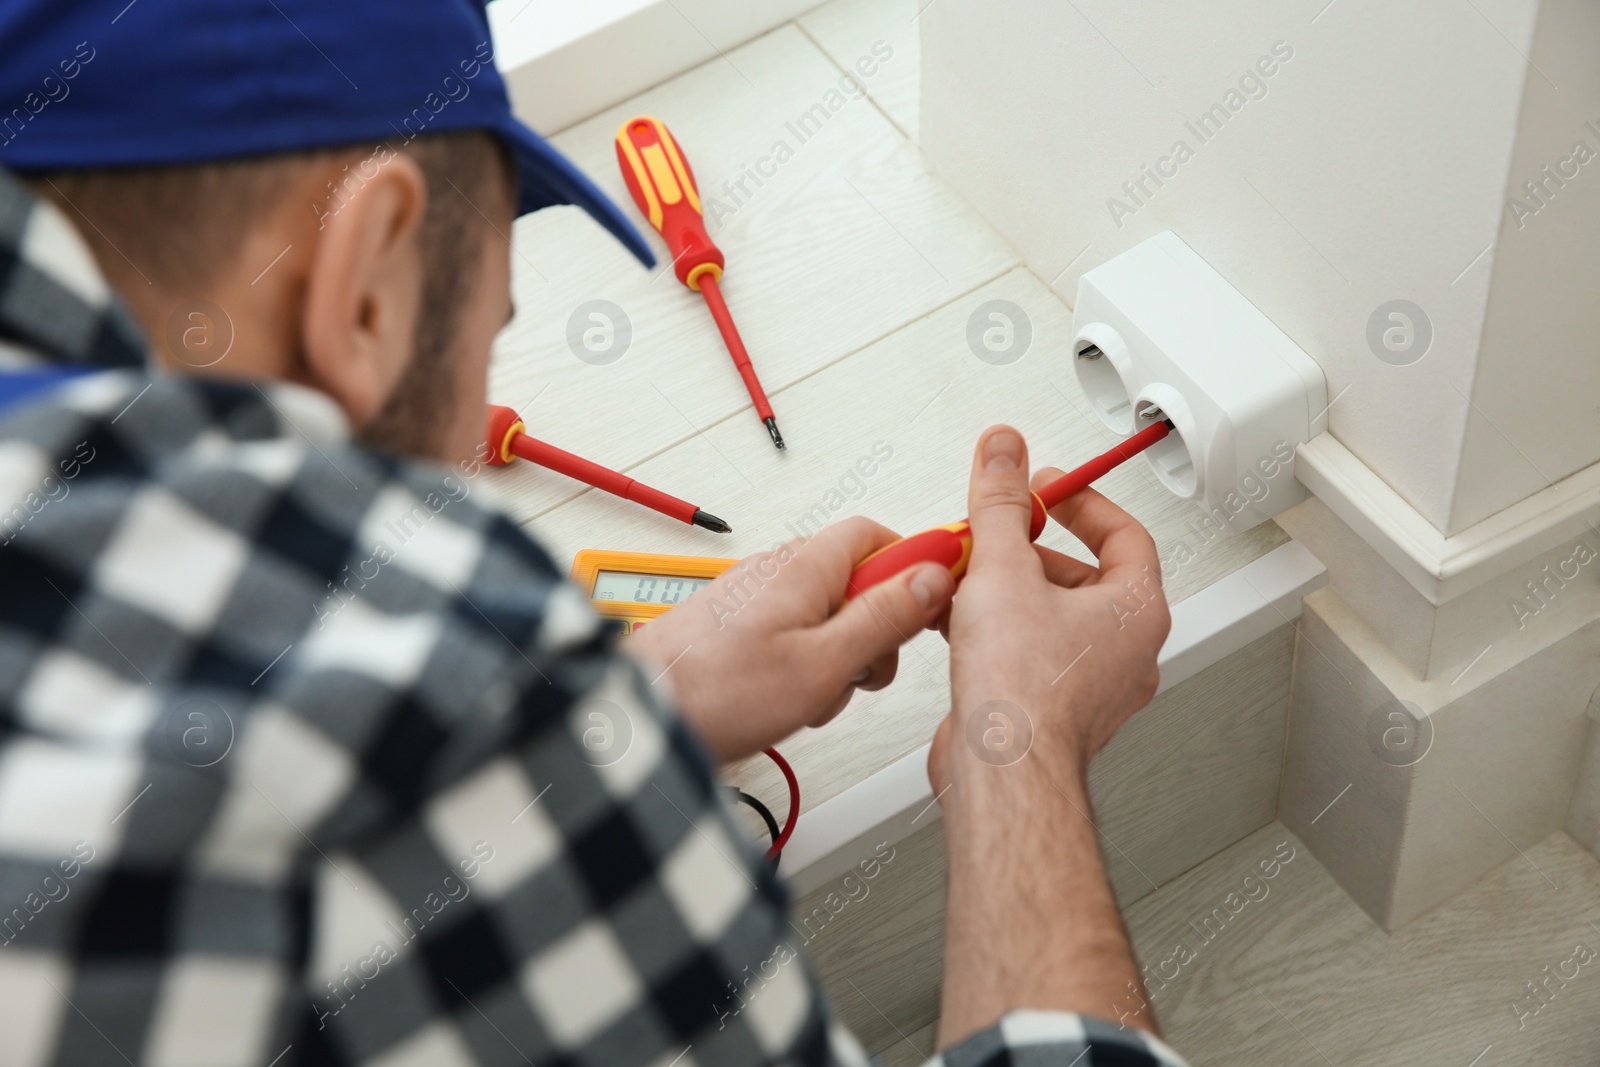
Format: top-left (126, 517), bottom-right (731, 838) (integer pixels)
top-left (927, 1012), bottom-right (1191, 1066)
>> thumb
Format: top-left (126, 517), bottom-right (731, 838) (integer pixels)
top-left (967, 425), bottom-right (1035, 573)
top-left (815, 562), bottom-right (954, 674)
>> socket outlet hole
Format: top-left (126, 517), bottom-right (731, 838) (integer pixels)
top-left (1075, 341), bottom-right (1134, 432)
top-left (1136, 400), bottom-right (1196, 498)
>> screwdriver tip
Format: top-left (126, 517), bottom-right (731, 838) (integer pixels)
top-left (692, 509), bottom-right (732, 534)
top-left (764, 417), bottom-right (786, 451)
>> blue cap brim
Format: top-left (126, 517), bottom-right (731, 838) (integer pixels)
top-left (498, 118), bottom-right (655, 269)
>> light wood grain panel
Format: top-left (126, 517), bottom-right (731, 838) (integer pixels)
top-left (795, 822), bottom-right (947, 1057)
top-left (880, 825), bottom-right (1600, 1066)
top-left (789, 626), bottom-right (1296, 1059)
top-left (877, 1017), bottom-right (939, 1067)
top-left (484, 23), bottom-right (1015, 523)
top-left (798, 0), bottom-right (923, 141)
top-left (1092, 626), bottom-right (1293, 905)
top-left (521, 267), bottom-right (1288, 816)
top-left (1120, 824), bottom-right (1600, 1067)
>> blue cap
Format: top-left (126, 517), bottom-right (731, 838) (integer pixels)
top-left (0, 0), bottom-right (655, 267)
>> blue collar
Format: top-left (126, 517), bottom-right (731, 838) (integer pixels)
top-left (0, 366), bottom-right (105, 414)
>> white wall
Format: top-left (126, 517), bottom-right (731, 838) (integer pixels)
top-left (490, 0), bottom-right (821, 133)
top-left (920, 0), bottom-right (1600, 535)
top-left (1460, 0), bottom-right (1600, 530)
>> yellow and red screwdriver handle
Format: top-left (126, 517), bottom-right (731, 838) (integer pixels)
top-left (845, 419), bottom-right (1173, 599)
top-left (615, 116), bottom-right (784, 451)
top-left (614, 116), bottom-right (722, 288)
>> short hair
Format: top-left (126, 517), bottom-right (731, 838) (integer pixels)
top-left (25, 129), bottom-right (511, 454)
top-left (26, 129), bottom-right (507, 294)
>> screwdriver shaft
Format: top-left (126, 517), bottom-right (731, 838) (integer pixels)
top-left (698, 274), bottom-right (784, 449)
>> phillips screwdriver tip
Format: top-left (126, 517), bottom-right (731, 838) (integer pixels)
top-left (764, 417), bottom-right (786, 451)
top-left (692, 509), bottom-right (732, 534)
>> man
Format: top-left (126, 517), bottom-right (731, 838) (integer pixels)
top-left (0, 1), bottom-right (1186, 1065)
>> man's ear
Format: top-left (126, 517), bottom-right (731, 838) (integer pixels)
top-left (301, 153), bottom-right (428, 428)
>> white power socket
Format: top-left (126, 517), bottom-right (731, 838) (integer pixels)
top-left (1071, 231), bottom-right (1327, 535)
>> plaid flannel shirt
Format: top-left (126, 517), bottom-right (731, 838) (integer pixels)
top-left (0, 167), bottom-right (1189, 1067)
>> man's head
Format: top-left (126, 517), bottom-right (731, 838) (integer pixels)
top-left (0, 0), bottom-right (655, 463)
top-left (30, 132), bottom-right (515, 461)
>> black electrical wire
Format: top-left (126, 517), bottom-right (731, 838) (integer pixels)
top-left (731, 788), bottom-right (780, 849)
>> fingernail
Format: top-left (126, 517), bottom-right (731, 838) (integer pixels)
top-left (910, 564), bottom-right (952, 609)
top-left (983, 428), bottom-right (1023, 472)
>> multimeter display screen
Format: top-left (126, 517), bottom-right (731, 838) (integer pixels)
top-left (593, 570), bottom-right (714, 605)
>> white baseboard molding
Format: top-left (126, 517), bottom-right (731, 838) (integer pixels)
top-left (780, 540), bottom-right (1328, 896)
top-left (1295, 433), bottom-right (1600, 606)
top-left (490, 0), bottom-right (822, 133)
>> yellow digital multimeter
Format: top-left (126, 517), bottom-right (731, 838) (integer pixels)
top-left (570, 549), bottom-right (738, 635)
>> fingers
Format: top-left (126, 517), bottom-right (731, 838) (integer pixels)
top-left (926, 715), bottom-right (954, 795)
top-left (1029, 466), bottom-right (1066, 497)
top-left (788, 515), bottom-right (906, 609)
top-left (802, 514), bottom-right (905, 564)
top-left (809, 687), bottom-right (855, 730)
top-left (966, 425), bottom-right (1040, 575)
top-left (1047, 486), bottom-right (1169, 644)
top-left (1037, 480), bottom-right (1161, 586)
top-left (811, 561), bottom-right (953, 680)
top-left (855, 648), bottom-right (900, 692)
top-left (1034, 543), bottom-right (1099, 588)
top-left (1026, 468), bottom-right (1114, 587)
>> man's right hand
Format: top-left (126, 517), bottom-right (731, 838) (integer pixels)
top-left (930, 424), bottom-right (1173, 1051)
top-left (931, 424), bottom-right (1171, 792)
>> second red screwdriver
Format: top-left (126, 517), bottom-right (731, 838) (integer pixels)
top-left (615, 115), bottom-right (785, 452)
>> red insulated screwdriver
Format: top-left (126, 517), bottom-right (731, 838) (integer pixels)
top-left (485, 405), bottom-right (730, 533)
top-left (845, 419), bottom-right (1174, 598)
top-left (615, 115), bottom-right (785, 452)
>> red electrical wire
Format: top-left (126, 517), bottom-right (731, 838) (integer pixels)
top-left (762, 747), bottom-right (799, 861)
